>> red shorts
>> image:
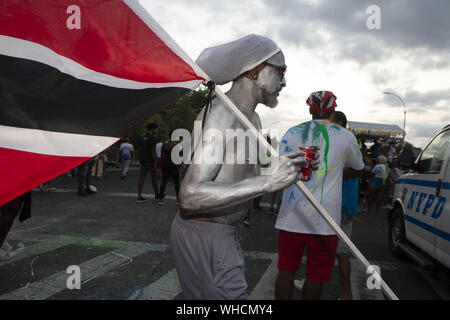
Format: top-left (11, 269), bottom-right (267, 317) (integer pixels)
top-left (277, 230), bottom-right (339, 283)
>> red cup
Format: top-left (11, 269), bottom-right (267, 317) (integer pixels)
top-left (299, 147), bottom-right (315, 181)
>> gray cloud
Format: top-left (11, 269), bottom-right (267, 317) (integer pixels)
top-left (146, 0), bottom-right (449, 148)
top-left (261, 0), bottom-right (450, 66)
top-left (264, 0), bottom-right (450, 49)
top-left (380, 89), bottom-right (450, 113)
top-left (408, 122), bottom-right (443, 139)
top-left (370, 67), bottom-right (395, 85)
top-left (156, 0), bottom-right (450, 68)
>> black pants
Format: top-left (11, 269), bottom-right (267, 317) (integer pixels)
top-left (159, 162), bottom-right (180, 200)
top-left (77, 159), bottom-right (93, 193)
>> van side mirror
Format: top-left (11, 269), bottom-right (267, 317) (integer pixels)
top-left (414, 159), bottom-right (429, 174)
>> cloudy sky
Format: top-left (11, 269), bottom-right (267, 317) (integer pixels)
top-left (140, 0), bottom-right (449, 148)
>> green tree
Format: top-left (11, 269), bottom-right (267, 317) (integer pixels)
top-left (128, 88), bottom-right (212, 143)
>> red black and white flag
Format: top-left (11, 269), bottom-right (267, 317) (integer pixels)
top-left (0, 0), bottom-right (205, 206)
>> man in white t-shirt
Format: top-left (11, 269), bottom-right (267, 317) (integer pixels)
top-left (368, 155), bottom-right (389, 212)
top-left (275, 91), bottom-right (364, 300)
top-left (387, 144), bottom-right (395, 163)
top-left (119, 139), bottom-right (134, 180)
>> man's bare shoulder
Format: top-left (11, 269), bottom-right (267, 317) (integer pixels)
top-left (252, 111), bottom-right (262, 130)
top-left (202, 98), bottom-right (239, 131)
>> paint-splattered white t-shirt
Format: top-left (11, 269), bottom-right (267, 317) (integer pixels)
top-left (275, 120), bottom-right (364, 235)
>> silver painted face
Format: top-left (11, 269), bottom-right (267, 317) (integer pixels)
top-left (255, 51), bottom-right (286, 108)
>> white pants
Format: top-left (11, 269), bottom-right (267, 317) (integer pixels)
top-left (121, 159), bottom-right (130, 177)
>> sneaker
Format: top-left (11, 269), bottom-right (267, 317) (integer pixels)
top-left (158, 199), bottom-right (164, 205)
top-left (86, 185), bottom-right (97, 194)
top-left (39, 184), bottom-right (48, 192)
top-left (0, 248), bottom-right (14, 261)
top-left (293, 279), bottom-right (305, 291)
top-left (1, 240), bottom-right (13, 252)
top-left (136, 196), bottom-right (147, 203)
top-left (47, 185), bottom-right (56, 192)
top-left (243, 219), bottom-right (250, 226)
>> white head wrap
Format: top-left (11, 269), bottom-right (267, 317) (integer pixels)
top-left (196, 34), bottom-right (281, 85)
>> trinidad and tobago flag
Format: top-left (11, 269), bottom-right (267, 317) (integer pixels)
top-left (0, 0), bottom-right (206, 206)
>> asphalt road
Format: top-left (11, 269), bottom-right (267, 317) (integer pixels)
top-left (1, 167), bottom-right (448, 300)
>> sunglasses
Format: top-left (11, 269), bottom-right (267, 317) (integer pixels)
top-left (264, 62), bottom-right (287, 78)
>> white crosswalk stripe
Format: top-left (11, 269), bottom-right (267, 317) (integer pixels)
top-left (0, 242), bottom-right (154, 300)
top-left (132, 269), bottom-right (181, 300)
top-left (33, 188), bottom-right (275, 208)
top-left (0, 231), bottom-right (416, 300)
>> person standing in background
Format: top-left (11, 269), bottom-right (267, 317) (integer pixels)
top-left (119, 139), bottom-right (134, 180)
top-left (275, 91), bottom-right (364, 300)
top-left (333, 111), bottom-right (363, 300)
top-left (158, 130), bottom-right (181, 205)
top-left (77, 159), bottom-right (95, 196)
top-left (137, 123), bottom-right (160, 203)
top-left (367, 155), bottom-right (388, 213)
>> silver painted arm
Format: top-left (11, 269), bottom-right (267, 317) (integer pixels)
top-left (178, 104), bottom-right (308, 215)
top-left (179, 155), bottom-right (306, 215)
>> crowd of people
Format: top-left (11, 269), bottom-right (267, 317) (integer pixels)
top-left (133, 123), bottom-right (182, 205)
top-left (357, 136), bottom-right (418, 213)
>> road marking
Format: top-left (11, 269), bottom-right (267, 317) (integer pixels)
top-left (2, 232), bottom-right (420, 300)
top-left (350, 259), bottom-right (386, 300)
top-left (418, 269), bottom-right (450, 300)
top-left (34, 188), bottom-right (276, 207)
top-left (7, 231), bottom-right (167, 253)
top-left (33, 188), bottom-right (178, 201)
top-left (3, 232), bottom-right (282, 300)
top-left (0, 243), bottom-right (153, 300)
top-left (248, 258), bottom-right (278, 300)
top-left (0, 234), bottom-right (77, 267)
top-left (132, 269), bottom-right (181, 300)
top-left (245, 251), bottom-right (278, 300)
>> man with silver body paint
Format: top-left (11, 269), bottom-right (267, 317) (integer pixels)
top-left (169, 35), bottom-right (319, 299)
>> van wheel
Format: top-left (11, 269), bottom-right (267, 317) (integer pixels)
top-left (389, 208), bottom-right (406, 258)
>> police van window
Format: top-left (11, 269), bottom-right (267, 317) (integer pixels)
top-left (417, 130), bottom-right (450, 174)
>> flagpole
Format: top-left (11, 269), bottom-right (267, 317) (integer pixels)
top-left (133, 1), bottom-right (398, 301)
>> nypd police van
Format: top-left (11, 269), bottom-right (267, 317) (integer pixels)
top-left (389, 125), bottom-right (450, 269)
